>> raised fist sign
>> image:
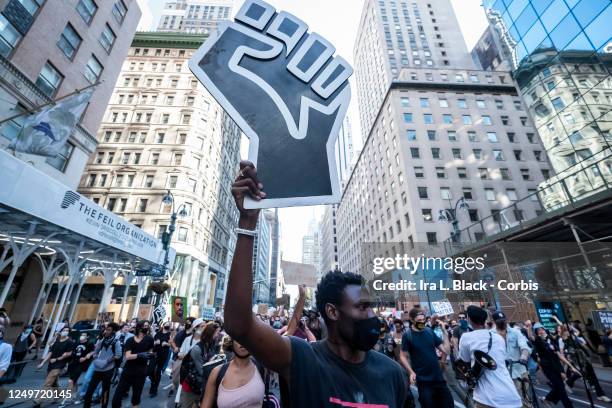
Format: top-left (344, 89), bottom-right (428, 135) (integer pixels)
top-left (189, 0), bottom-right (352, 209)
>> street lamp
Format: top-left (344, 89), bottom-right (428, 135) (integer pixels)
top-left (437, 197), bottom-right (469, 243)
top-left (160, 190), bottom-right (188, 274)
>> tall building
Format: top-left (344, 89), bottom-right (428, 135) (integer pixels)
top-left (253, 211), bottom-right (271, 305)
top-left (77, 32), bottom-right (242, 312)
top-left (481, 0), bottom-right (611, 210)
top-left (263, 209), bottom-right (280, 305)
top-left (302, 219), bottom-right (321, 275)
top-left (0, 0), bottom-right (141, 187)
top-left (335, 117), bottom-right (359, 183)
top-left (319, 204), bottom-right (339, 275)
top-left (338, 0), bottom-right (551, 273)
top-left (157, 0), bottom-right (232, 34)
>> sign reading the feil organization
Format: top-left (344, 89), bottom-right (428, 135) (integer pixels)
top-left (189, 0), bottom-right (352, 209)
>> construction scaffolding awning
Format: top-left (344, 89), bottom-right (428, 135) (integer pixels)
top-left (0, 149), bottom-right (175, 273)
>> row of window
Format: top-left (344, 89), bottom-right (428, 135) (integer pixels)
top-left (406, 129), bottom-right (537, 144)
top-left (115, 93), bottom-right (206, 108)
top-left (408, 146), bottom-right (546, 162)
top-left (128, 60), bottom-right (186, 73)
top-left (413, 165), bottom-right (538, 181)
top-left (108, 111), bottom-right (194, 125)
top-left (400, 96), bottom-right (523, 110)
top-left (122, 76), bottom-right (198, 89)
top-left (132, 47), bottom-right (188, 58)
top-left (402, 112), bottom-right (529, 126)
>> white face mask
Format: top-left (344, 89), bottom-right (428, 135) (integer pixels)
top-left (195, 328), bottom-right (203, 336)
top-left (80, 336), bottom-right (87, 342)
top-left (61, 331), bottom-right (69, 338)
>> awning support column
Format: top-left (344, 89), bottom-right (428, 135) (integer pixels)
top-left (132, 277), bottom-right (148, 319)
top-left (118, 268), bottom-right (134, 322)
top-left (43, 241), bottom-right (88, 357)
top-left (67, 268), bottom-right (88, 322)
top-left (94, 256), bottom-right (118, 329)
top-left (30, 254), bottom-right (66, 324)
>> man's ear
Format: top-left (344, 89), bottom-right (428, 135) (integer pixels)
top-left (325, 303), bottom-right (340, 323)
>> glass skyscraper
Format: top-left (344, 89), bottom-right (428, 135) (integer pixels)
top-left (481, 0), bottom-right (611, 210)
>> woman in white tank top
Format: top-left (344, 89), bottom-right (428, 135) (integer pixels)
top-left (201, 338), bottom-right (265, 408)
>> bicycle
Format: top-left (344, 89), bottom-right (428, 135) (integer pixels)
top-left (507, 360), bottom-right (539, 408)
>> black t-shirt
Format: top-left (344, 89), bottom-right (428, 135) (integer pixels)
top-left (154, 331), bottom-right (171, 357)
top-left (48, 338), bottom-right (75, 370)
top-left (374, 334), bottom-right (397, 359)
top-left (534, 337), bottom-right (563, 372)
top-left (70, 342), bottom-right (94, 371)
top-left (401, 328), bottom-right (444, 382)
top-left (123, 335), bottom-right (154, 375)
top-left (288, 337), bottom-right (407, 408)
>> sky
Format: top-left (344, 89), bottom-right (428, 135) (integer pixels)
top-left (135, 0), bottom-right (489, 264)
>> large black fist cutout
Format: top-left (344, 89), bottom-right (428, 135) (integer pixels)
top-left (189, 0), bottom-right (352, 209)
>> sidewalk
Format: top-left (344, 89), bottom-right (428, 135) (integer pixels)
top-left (594, 364), bottom-right (612, 384)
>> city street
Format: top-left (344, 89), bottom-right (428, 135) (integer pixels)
top-left (3, 358), bottom-right (612, 408)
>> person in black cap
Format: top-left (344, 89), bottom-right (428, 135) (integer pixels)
top-left (491, 311), bottom-right (532, 407)
top-left (458, 306), bottom-right (521, 408)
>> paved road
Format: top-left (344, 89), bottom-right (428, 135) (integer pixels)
top-left (4, 360), bottom-right (612, 408)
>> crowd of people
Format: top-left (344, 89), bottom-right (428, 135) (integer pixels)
top-left (0, 162), bottom-right (611, 408)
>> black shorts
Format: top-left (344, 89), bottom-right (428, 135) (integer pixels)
top-left (68, 365), bottom-right (83, 382)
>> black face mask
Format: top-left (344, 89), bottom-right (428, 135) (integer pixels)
top-left (345, 316), bottom-right (381, 351)
top-left (414, 321), bottom-right (426, 331)
top-left (496, 321), bottom-right (507, 331)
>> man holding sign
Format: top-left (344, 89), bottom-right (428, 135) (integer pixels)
top-left (224, 160), bottom-right (408, 408)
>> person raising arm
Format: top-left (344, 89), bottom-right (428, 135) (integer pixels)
top-left (224, 161), bottom-right (408, 408)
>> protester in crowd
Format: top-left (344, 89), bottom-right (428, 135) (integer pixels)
top-left (116, 323), bottom-right (134, 348)
top-left (65, 331), bottom-right (94, 405)
top-left (604, 328), bottom-right (612, 363)
top-left (171, 317), bottom-right (195, 396)
top-left (451, 312), bottom-right (471, 351)
top-left (529, 322), bottom-right (574, 408)
top-left (178, 321), bottom-right (219, 408)
top-left (32, 318), bottom-right (44, 357)
top-left (224, 160), bottom-right (408, 407)
top-left (111, 320), bottom-right (153, 408)
top-left (305, 309), bottom-right (326, 341)
top-left (374, 317), bottom-right (399, 361)
top-left (0, 308), bottom-right (10, 332)
top-left (150, 320), bottom-right (172, 397)
top-left (458, 306), bottom-right (521, 408)
top-left (553, 317), bottom-right (611, 403)
top-left (201, 337), bottom-right (266, 408)
top-left (278, 285), bottom-right (316, 341)
top-left (0, 326), bottom-right (13, 405)
top-left (11, 324), bottom-right (36, 364)
top-left (83, 322), bottom-right (122, 408)
top-left (491, 311), bottom-right (532, 407)
top-left (34, 325), bottom-right (74, 407)
top-left (399, 308), bottom-right (453, 408)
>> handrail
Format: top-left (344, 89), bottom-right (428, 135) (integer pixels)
top-left (444, 151), bottom-right (612, 247)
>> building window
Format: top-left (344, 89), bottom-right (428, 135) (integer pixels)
top-left (427, 130), bottom-right (436, 140)
top-left (156, 133), bottom-right (165, 143)
top-left (468, 209), bottom-right (479, 222)
top-left (476, 100), bottom-right (485, 108)
top-left (401, 97), bottom-right (410, 107)
top-left (452, 148), bottom-right (462, 159)
top-left (462, 115), bottom-right (472, 125)
top-left (168, 175), bottom-right (178, 188)
top-left (426, 232), bottom-right (437, 244)
top-left (45, 142), bottom-right (74, 172)
top-left (487, 132), bottom-right (498, 142)
top-left (457, 167), bottom-right (467, 179)
top-left (478, 168), bottom-right (488, 179)
top-left (57, 24), bottom-right (81, 60)
top-left (500, 168), bottom-right (511, 180)
top-left (420, 98), bottom-right (429, 107)
top-left (468, 131), bottom-right (477, 142)
top-left (106, 198), bottom-right (116, 211)
top-left (440, 187), bottom-right (451, 199)
top-left (493, 149), bottom-right (505, 161)
top-left (423, 113), bottom-right (433, 124)
top-left (150, 153), bottom-right (159, 165)
top-left (485, 188), bottom-right (495, 201)
top-left (417, 186), bottom-right (428, 199)
top-left (438, 98), bottom-right (448, 108)
top-left (482, 115), bottom-right (492, 125)
top-left (84, 54), bottom-right (103, 83)
top-left (410, 147), bottom-right (420, 158)
top-left (407, 130), bottom-right (416, 140)
top-left (520, 168), bottom-right (530, 180)
top-left (431, 147), bottom-right (440, 159)
top-left (403, 113), bottom-right (413, 123)
top-left (0, 103), bottom-right (26, 140)
top-left (462, 187), bottom-right (473, 200)
top-left (435, 167), bottom-right (446, 178)
top-left (414, 166), bottom-right (424, 178)
top-left (177, 227), bottom-right (188, 242)
top-left (99, 24), bottom-right (116, 53)
top-left (0, 15), bottom-right (21, 57)
top-left (112, 0), bottom-right (127, 24)
top-left (36, 61), bottom-right (63, 97)
top-left (137, 198), bottom-right (148, 212)
top-left (473, 149), bottom-right (482, 159)
top-left (144, 175), bottom-right (154, 187)
top-left (422, 209), bottom-right (433, 222)
top-left (457, 99), bottom-right (467, 109)
top-left (76, 0), bottom-right (97, 24)
top-left (442, 114), bottom-right (452, 124)
top-left (506, 189), bottom-right (518, 201)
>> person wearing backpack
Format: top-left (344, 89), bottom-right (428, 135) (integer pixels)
top-left (179, 321), bottom-right (219, 408)
top-left (201, 337), bottom-right (268, 408)
top-left (111, 320), bottom-right (154, 408)
top-left (83, 323), bottom-right (122, 408)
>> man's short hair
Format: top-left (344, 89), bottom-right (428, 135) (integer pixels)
top-left (315, 270), bottom-right (363, 324)
top-left (408, 308), bottom-right (423, 321)
top-left (466, 305), bottom-right (488, 325)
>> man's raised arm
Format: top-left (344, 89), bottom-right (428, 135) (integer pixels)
top-left (224, 161), bottom-right (292, 378)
